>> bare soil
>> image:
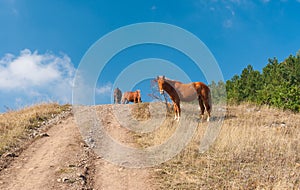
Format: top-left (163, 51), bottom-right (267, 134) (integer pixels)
top-left (0, 105), bottom-right (154, 190)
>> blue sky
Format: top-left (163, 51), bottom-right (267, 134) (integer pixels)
top-left (0, 0), bottom-right (300, 111)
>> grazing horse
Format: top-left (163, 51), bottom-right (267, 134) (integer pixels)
top-left (114, 88), bottom-right (122, 104)
top-left (122, 90), bottom-right (142, 104)
top-left (156, 76), bottom-right (212, 121)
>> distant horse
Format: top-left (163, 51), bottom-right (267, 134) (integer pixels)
top-left (114, 88), bottom-right (122, 104)
top-left (156, 76), bottom-right (212, 121)
top-left (122, 90), bottom-right (142, 104)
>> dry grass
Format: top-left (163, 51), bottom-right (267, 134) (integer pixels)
top-left (0, 103), bottom-right (70, 156)
top-left (134, 103), bottom-right (300, 189)
top-left (2, 102), bottom-right (298, 189)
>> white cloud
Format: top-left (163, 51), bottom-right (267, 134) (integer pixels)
top-left (151, 5), bottom-right (157, 10)
top-left (193, 1), bottom-right (238, 29)
top-left (0, 49), bottom-right (75, 106)
top-left (226, 5), bottom-right (235, 16)
top-left (95, 83), bottom-right (112, 95)
top-left (229, 0), bottom-right (241, 4)
top-left (223, 19), bottom-right (233, 28)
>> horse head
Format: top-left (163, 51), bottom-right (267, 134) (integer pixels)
top-left (156, 76), bottom-right (166, 94)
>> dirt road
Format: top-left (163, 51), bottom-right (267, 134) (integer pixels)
top-left (0, 105), bottom-right (153, 190)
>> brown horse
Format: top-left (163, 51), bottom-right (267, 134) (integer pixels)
top-left (156, 76), bottom-right (212, 121)
top-left (114, 88), bottom-right (122, 104)
top-left (122, 90), bottom-right (142, 104)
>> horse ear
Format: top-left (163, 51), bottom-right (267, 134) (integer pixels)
top-left (162, 75), bottom-right (165, 79)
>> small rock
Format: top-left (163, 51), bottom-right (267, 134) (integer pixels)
top-left (80, 143), bottom-right (89, 147)
top-left (39, 133), bottom-right (49, 137)
top-left (280, 122), bottom-right (286, 127)
top-left (62, 177), bottom-right (69, 182)
top-left (77, 173), bottom-right (87, 180)
top-left (32, 131), bottom-right (38, 137)
top-left (57, 178), bottom-right (62, 183)
top-left (76, 173), bottom-right (82, 177)
top-left (4, 152), bottom-right (17, 158)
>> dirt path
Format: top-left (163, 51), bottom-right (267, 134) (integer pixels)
top-left (91, 105), bottom-right (153, 190)
top-left (0, 105), bottom-right (154, 190)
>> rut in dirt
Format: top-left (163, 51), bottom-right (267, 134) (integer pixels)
top-left (0, 104), bottom-right (155, 190)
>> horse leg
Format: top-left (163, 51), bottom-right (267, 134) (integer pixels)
top-left (173, 103), bottom-right (178, 120)
top-left (203, 97), bottom-right (211, 121)
top-left (177, 102), bottom-right (181, 121)
top-left (173, 101), bottom-right (180, 121)
top-left (198, 96), bottom-right (205, 121)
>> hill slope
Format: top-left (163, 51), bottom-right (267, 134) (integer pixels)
top-left (0, 103), bottom-right (299, 189)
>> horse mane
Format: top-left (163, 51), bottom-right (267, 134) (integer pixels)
top-left (158, 76), bottom-right (182, 85)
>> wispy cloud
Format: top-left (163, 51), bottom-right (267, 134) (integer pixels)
top-left (192, 0), bottom-right (239, 29)
top-left (223, 19), bottom-right (233, 28)
top-left (95, 83), bottom-right (112, 95)
top-left (0, 49), bottom-right (75, 108)
top-left (229, 0), bottom-right (241, 4)
top-left (1, 0), bottom-right (19, 16)
top-left (151, 5), bottom-right (157, 11)
top-left (226, 5), bottom-right (235, 16)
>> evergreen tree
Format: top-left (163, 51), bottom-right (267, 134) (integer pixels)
top-left (225, 51), bottom-right (300, 112)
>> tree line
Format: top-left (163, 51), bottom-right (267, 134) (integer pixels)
top-left (210, 51), bottom-right (300, 112)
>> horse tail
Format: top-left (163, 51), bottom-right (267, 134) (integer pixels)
top-left (208, 87), bottom-right (212, 112)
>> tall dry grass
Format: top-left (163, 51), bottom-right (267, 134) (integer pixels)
top-left (134, 103), bottom-right (300, 189)
top-left (0, 103), bottom-right (69, 156)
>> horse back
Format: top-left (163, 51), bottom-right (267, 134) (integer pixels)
top-left (193, 82), bottom-right (209, 91)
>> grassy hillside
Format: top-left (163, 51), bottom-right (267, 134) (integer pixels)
top-left (1, 102), bottom-right (299, 189)
top-left (0, 103), bottom-right (70, 156)
top-left (135, 103), bottom-right (300, 189)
